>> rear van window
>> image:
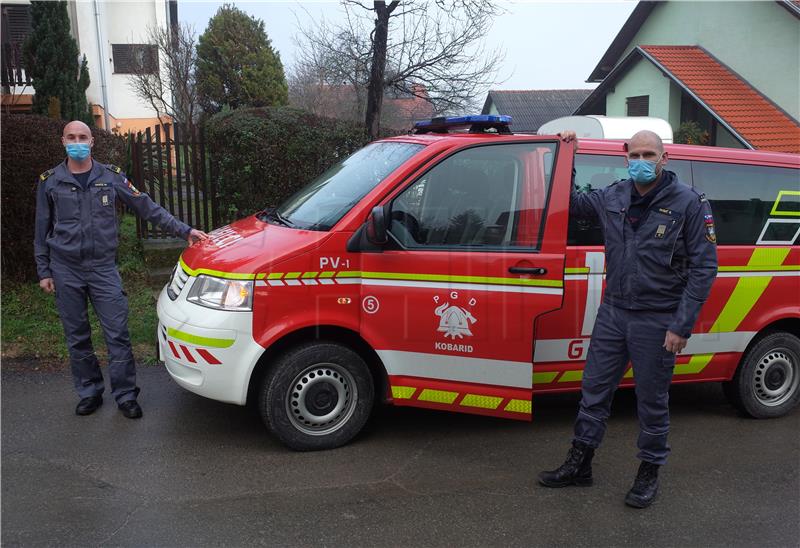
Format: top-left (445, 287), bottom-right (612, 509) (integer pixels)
top-left (692, 161), bottom-right (800, 245)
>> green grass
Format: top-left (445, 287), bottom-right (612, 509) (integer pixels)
top-left (1, 215), bottom-right (160, 364)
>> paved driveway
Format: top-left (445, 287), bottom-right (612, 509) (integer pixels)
top-left (2, 365), bottom-right (798, 547)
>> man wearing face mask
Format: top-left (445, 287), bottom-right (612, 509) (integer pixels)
top-left (34, 120), bottom-right (209, 419)
top-left (538, 130), bottom-right (718, 508)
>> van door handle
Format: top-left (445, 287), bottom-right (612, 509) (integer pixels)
top-left (508, 266), bottom-right (547, 275)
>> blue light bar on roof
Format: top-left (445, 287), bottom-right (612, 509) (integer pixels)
top-left (413, 114), bottom-right (512, 129)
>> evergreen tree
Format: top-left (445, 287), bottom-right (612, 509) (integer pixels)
top-left (22, 0), bottom-right (92, 124)
top-left (196, 4), bottom-right (288, 113)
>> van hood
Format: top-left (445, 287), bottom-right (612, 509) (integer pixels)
top-left (180, 215), bottom-right (330, 276)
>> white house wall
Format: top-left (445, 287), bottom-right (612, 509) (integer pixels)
top-left (74, 0), bottom-right (170, 122)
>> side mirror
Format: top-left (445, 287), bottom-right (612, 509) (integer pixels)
top-left (366, 205), bottom-right (388, 245)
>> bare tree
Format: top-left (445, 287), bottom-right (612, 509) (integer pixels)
top-left (127, 22), bottom-right (200, 135)
top-left (293, 0), bottom-right (505, 139)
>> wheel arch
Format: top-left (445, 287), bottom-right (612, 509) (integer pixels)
top-left (730, 316), bottom-right (800, 380)
top-left (245, 325), bottom-right (388, 407)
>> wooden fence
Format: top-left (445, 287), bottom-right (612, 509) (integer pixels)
top-left (129, 124), bottom-right (219, 238)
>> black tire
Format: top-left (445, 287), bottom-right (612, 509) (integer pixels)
top-left (723, 331), bottom-right (800, 419)
top-left (259, 342), bottom-right (374, 451)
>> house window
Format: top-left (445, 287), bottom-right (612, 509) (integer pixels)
top-left (1, 4), bottom-right (32, 86)
top-left (1, 4), bottom-right (31, 45)
top-left (112, 44), bottom-right (158, 74)
top-left (626, 95), bottom-right (649, 116)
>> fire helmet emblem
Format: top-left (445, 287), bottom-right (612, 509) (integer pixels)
top-left (435, 302), bottom-right (477, 339)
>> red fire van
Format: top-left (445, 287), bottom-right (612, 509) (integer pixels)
top-left (157, 115), bottom-right (800, 450)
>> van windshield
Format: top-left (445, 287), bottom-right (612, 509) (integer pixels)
top-left (275, 141), bottom-right (424, 231)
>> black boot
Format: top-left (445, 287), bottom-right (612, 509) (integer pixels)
top-left (625, 461), bottom-right (660, 508)
top-left (538, 441), bottom-right (595, 487)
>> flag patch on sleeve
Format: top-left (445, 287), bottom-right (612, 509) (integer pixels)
top-left (704, 215), bottom-right (717, 243)
top-left (126, 180), bottom-right (141, 196)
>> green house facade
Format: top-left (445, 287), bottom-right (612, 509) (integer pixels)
top-left (577, 1), bottom-right (800, 153)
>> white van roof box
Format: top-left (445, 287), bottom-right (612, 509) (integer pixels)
top-left (537, 115), bottom-right (673, 143)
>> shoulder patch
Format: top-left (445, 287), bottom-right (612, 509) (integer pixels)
top-left (106, 164), bottom-right (122, 174)
top-left (704, 213), bottom-right (717, 244)
top-left (39, 169), bottom-right (54, 182)
top-left (126, 179), bottom-right (142, 197)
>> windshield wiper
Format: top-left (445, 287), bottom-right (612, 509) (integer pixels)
top-left (261, 208), bottom-right (295, 228)
top-left (274, 211), bottom-right (295, 228)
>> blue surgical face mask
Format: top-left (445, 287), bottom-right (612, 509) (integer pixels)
top-left (65, 143), bottom-right (91, 161)
top-left (627, 156), bottom-right (661, 184)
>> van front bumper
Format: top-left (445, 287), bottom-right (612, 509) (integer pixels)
top-left (156, 284), bottom-right (264, 405)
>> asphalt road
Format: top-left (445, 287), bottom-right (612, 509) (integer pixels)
top-left (2, 364), bottom-right (798, 547)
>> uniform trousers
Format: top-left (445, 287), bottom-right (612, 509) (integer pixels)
top-left (51, 261), bottom-right (139, 403)
top-left (573, 302), bottom-right (676, 465)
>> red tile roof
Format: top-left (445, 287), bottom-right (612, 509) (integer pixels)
top-left (640, 45), bottom-right (800, 154)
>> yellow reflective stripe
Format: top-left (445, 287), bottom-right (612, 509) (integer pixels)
top-left (319, 271), bottom-right (336, 278)
top-left (718, 265), bottom-right (800, 272)
top-left (336, 270), bottom-right (362, 279)
top-left (565, 267), bottom-right (590, 274)
top-left (504, 399), bottom-right (531, 413)
top-left (746, 247), bottom-right (791, 267)
top-left (711, 248), bottom-right (790, 333)
top-left (360, 270), bottom-right (563, 288)
top-left (267, 273), bottom-right (283, 280)
top-left (179, 257), bottom-right (256, 280)
top-left (166, 327), bottom-right (234, 348)
top-left (256, 273), bottom-right (266, 279)
top-left (675, 353), bottom-right (714, 376)
top-left (533, 372), bottom-right (558, 384)
top-left (301, 271), bottom-right (318, 279)
top-left (417, 389), bottom-right (458, 404)
top-left (770, 190), bottom-right (800, 217)
top-left (460, 394), bottom-right (503, 410)
top-left (559, 370), bottom-right (583, 383)
top-left (391, 386), bottom-right (416, 399)
top-left (284, 272), bottom-right (301, 279)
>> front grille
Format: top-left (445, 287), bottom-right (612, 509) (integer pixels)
top-left (167, 263), bottom-right (190, 300)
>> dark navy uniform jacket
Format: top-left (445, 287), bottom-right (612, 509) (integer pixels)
top-left (34, 160), bottom-right (190, 279)
top-left (570, 169), bottom-right (718, 338)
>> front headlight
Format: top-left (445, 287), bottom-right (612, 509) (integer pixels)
top-left (186, 275), bottom-right (253, 311)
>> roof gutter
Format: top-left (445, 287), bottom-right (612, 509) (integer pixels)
top-left (635, 47), bottom-right (754, 149)
top-left (777, 0), bottom-right (800, 18)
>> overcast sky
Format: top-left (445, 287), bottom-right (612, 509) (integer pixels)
top-left (179, 0), bottom-right (638, 90)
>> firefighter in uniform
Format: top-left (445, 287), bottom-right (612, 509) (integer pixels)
top-left (34, 120), bottom-right (209, 419)
top-left (539, 130), bottom-right (718, 508)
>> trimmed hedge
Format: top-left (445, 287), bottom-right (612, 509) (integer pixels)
top-left (1, 114), bottom-right (126, 282)
top-left (204, 107), bottom-right (372, 220)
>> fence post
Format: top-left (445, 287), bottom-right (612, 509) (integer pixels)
top-left (190, 125), bottom-right (202, 231)
top-left (165, 123), bottom-right (175, 217)
top-left (154, 125), bottom-right (166, 230)
top-left (131, 132), bottom-right (146, 238)
top-left (143, 127), bottom-right (154, 237)
top-left (181, 124), bottom-right (194, 228)
top-left (173, 123), bottom-right (185, 225)
top-left (198, 125), bottom-right (211, 232)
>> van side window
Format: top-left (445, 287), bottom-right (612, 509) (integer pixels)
top-left (390, 143), bottom-right (556, 250)
top-left (692, 161), bottom-right (800, 245)
top-left (568, 154), bottom-right (692, 246)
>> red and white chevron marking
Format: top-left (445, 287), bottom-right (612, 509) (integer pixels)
top-left (167, 341), bottom-right (222, 365)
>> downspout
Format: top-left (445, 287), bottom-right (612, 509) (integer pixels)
top-left (93, 0), bottom-right (111, 130)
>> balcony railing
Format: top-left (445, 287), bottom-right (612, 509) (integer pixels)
top-left (1, 42), bottom-right (31, 87)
